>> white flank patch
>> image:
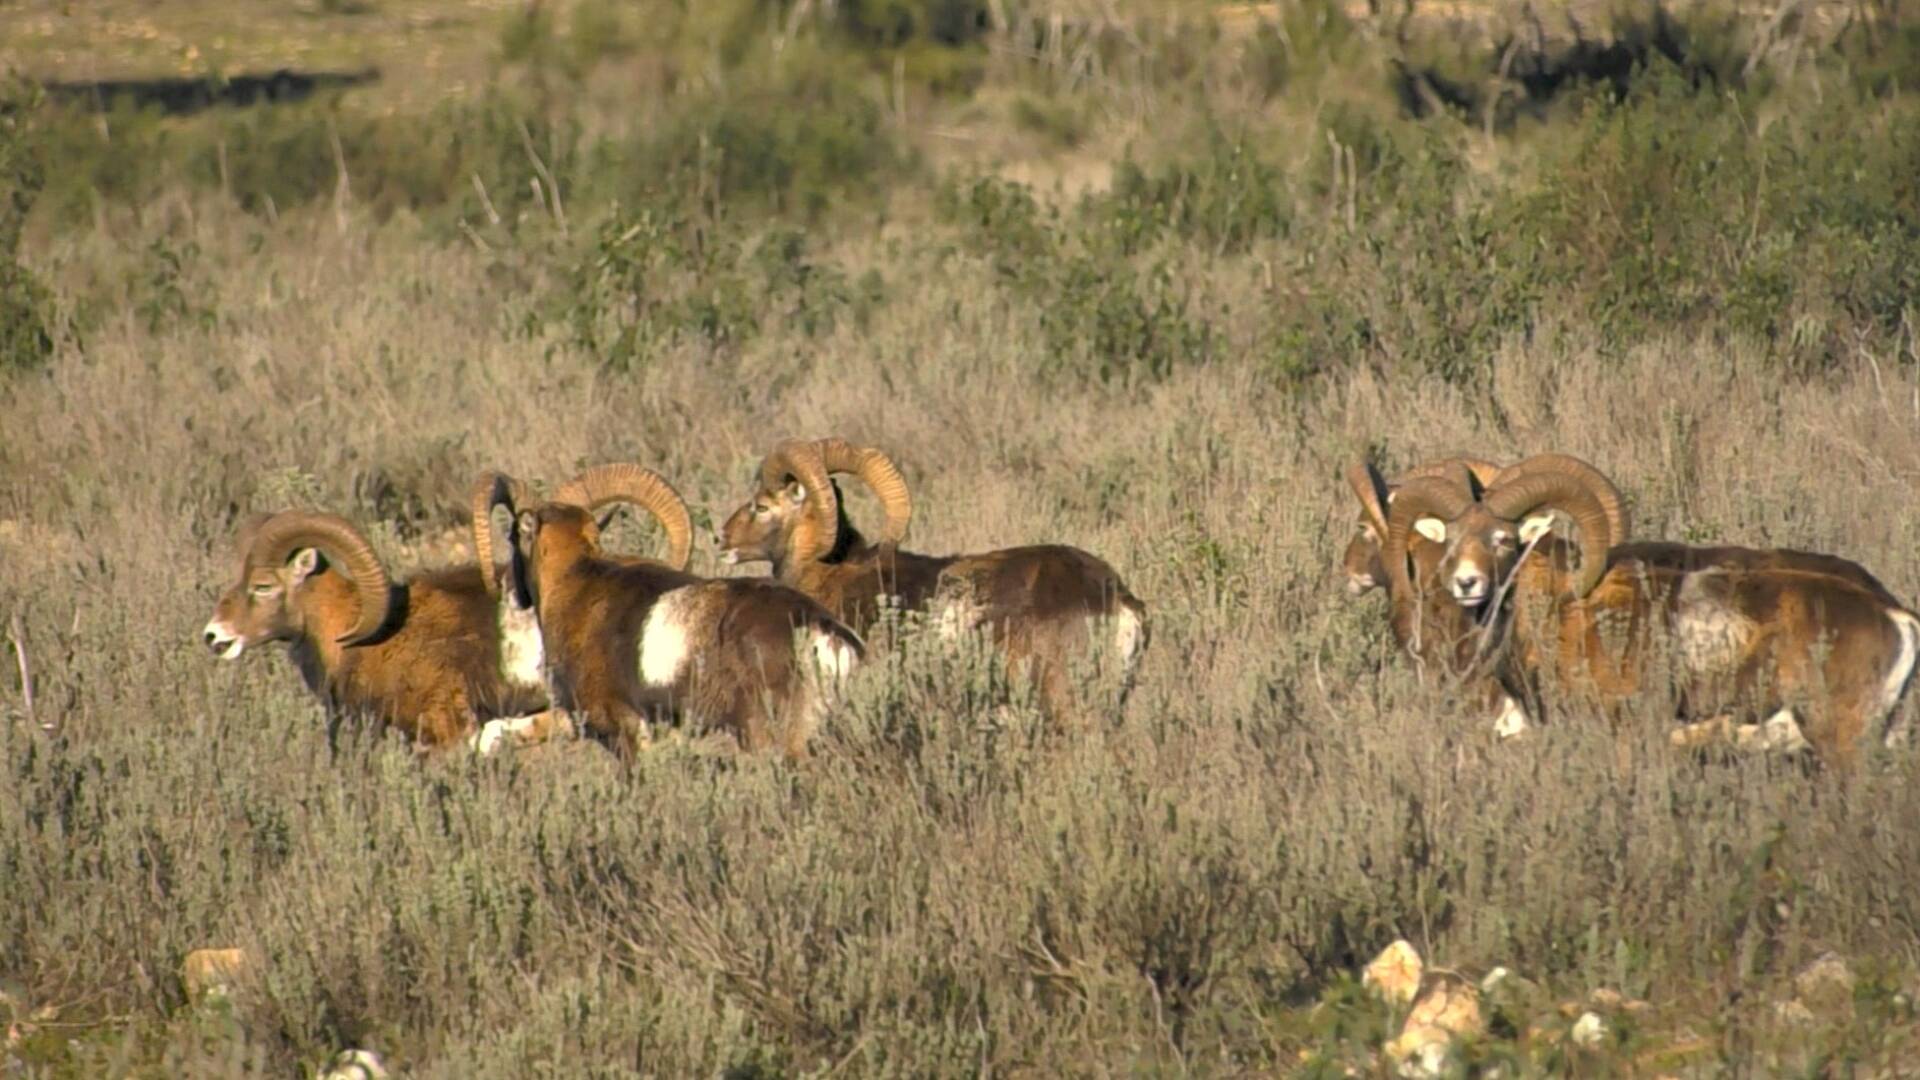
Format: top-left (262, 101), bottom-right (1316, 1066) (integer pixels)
top-left (1492, 694), bottom-right (1531, 740)
top-left (496, 598), bottom-right (545, 690)
top-left (639, 588), bottom-right (697, 687)
top-left (1674, 575), bottom-right (1757, 675)
top-left (1879, 611), bottom-right (1920, 746)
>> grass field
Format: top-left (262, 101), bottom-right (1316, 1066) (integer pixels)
top-left (3, 0), bottom-right (1920, 1074)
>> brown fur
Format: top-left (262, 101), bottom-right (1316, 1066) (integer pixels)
top-left (1349, 460), bottom-right (1911, 742)
top-left (516, 503), bottom-right (863, 759)
top-left (204, 550), bottom-right (551, 750)
top-left (720, 481), bottom-right (1147, 723)
top-left (1459, 535), bottom-right (1919, 766)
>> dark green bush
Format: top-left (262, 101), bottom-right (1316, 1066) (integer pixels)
top-left (557, 206), bottom-right (876, 370)
top-left (0, 117), bottom-right (52, 374)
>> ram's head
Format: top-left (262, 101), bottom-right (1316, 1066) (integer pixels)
top-left (204, 512), bottom-right (392, 659)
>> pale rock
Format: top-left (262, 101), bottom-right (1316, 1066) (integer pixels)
top-left (1570, 1010), bottom-right (1609, 1048)
top-left (1364, 940), bottom-right (1424, 1006)
top-left (1386, 973), bottom-right (1484, 1079)
top-left (1794, 952), bottom-right (1855, 1012)
top-left (1773, 999), bottom-right (1817, 1027)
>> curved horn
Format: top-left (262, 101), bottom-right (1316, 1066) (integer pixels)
top-left (469, 471), bottom-right (533, 597)
top-left (251, 511), bottom-right (392, 644)
top-left (1491, 453), bottom-right (1630, 545)
top-left (1382, 475), bottom-right (1476, 601)
top-left (1483, 462), bottom-right (1615, 597)
top-left (553, 464), bottom-right (693, 571)
top-left (1346, 461), bottom-right (1390, 537)
top-left (759, 439), bottom-right (839, 561)
top-left (815, 438), bottom-right (912, 545)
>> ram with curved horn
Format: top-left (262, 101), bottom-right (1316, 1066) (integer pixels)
top-left (1344, 455), bottom-right (1543, 738)
top-left (494, 463), bottom-right (864, 760)
top-left (1385, 452), bottom-right (1920, 765)
top-left (717, 438), bottom-right (1148, 722)
top-left (1342, 455), bottom-right (1508, 598)
top-left (201, 488), bottom-right (569, 752)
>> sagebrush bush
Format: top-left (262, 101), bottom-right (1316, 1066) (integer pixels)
top-left (7, 2), bottom-right (1920, 1074)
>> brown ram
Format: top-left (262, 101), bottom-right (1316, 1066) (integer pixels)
top-left (499, 464), bottom-right (863, 760)
top-left (1384, 453), bottom-right (1920, 765)
top-left (717, 438), bottom-right (1148, 722)
top-left (201, 491), bottom-right (567, 751)
top-left (1345, 456), bottom-right (1533, 737)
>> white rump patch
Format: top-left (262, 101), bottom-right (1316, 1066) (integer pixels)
top-left (1413, 518), bottom-right (1447, 543)
top-left (1492, 694), bottom-right (1531, 740)
top-left (496, 598), bottom-right (545, 691)
top-left (809, 630), bottom-right (859, 683)
top-left (1879, 611), bottom-right (1920, 746)
top-left (639, 588), bottom-right (697, 687)
top-left (1113, 605), bottom-right (1147, 673)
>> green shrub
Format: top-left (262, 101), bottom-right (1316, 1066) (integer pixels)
top-left (556, 206), bottom-right (876, 370)
top-left (0, 115), bottom-right (52, 373)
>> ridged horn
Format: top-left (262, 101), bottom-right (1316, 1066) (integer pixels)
top-left (815, 438), bottom-right (912, 546)
top-left (250, 511), bottom-right (392, 645)
top-left (1483, 459), bottom-right (1616, 597)
top-left (1490, 453), bottom-right (1630, 547)
top-left (553, 464), bottom-right (693, 571)
top-left (469, 471), bottom-right (534, 597)
top-left (759, 439), bottom-right (839, 561)
top-left (1346, 461), bottom-right (1390, 538)
top-left (1382, 475), bottom-right (1476, 601)
top-left (1402, 456), bottom-right (1502, 497)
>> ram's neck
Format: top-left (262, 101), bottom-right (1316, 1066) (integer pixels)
top-left (291, 572), bottom-right (361, 687)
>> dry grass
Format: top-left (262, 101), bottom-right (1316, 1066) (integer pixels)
top-left (4, 1), bottom-right (1920, 1075)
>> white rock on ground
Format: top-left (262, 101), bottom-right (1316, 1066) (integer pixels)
top-left (1364, 940), bottom-right (1424, 1006)
top-left (1570, 1010), bottom-right (1609, 1048)
top-left (1386, 973), bottom-right (1485, 1079)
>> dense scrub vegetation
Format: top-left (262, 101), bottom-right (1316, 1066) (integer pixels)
top-left (3, 0), bottom-right (1920, 1073)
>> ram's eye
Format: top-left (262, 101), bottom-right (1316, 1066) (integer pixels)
top-left (1491, 531), bottom-right (1515, 549)
top-left (250, 581), bottom-right (276, 596)
top-left (753, 503), bottom-right (771, 518)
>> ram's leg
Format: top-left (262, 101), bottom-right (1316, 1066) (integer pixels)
top-left (1670, 713), bottom-right (1739, 750)
top-left (1470, 678), bottom-right (1530, 741)
top-left (470, 709), bottom-right (578, 756)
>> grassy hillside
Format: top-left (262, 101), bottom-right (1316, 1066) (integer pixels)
top-left (3, 0), bottom-right (1920, 1074)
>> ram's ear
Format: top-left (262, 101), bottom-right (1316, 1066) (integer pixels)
top-left (1519, 514), bottom-right (1556, 545)
top-left (286, 546), bottom-right (323, 582)
top-left (1413, 518), bottom-right (1447, 544)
